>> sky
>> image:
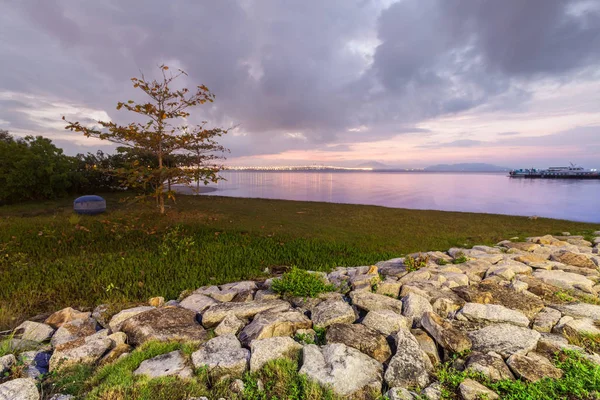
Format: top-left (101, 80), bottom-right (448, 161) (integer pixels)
top-left (1, 0), bottom-right (600, 168)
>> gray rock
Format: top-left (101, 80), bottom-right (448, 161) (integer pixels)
top-left (49, 395), bottom-right (75, 400)
top-left (402, 293), bottom-right (433, 328)
top-left (386, 387), bottom-right (417, 399)
top-left (551, 251), bottom-right (597, 269)
top-left (299, 343), bottom-right (383, 397)
top-left (230, 379), bottom-right (245, 394)
top-left (254, 290), bottom-right (281, 301)
top-left (326, 323), bottom-right (392, 363)
top-left (214, 314), bottom-right (246, 336)
top-left (133, 350), bottom-right (193, 379)
top-left (549, 303), bottom-right (600, 321)
top-left (554, 316), bottom-right (600, 338)
top-left (51, 318), bottom-right (98, 348)
top-left (350, 291), bottom-right (404, 314)
top-left (468, 324), bottom-right (541, 358)
top-left (0, 354), bottom-right (16, 375)
top-left (0, 378), bottom-right (39, 400)
top-left (459, 379), bottom-right (499, 400)
top-left (220, 280), bottom-right (257, 292)
top-left (384, 328), bottom-right (430, 388)
top-left (120, 307), bottom-right (208, 346)
top-left (376, 278), bottom-right (402, 297)
top-left (44, 307), bottom-right (91, 329)
top-left (421, 312), bottom-right (471, 354)
top-left (412, 329), bottom-right (440, 367)
top-left (108, 306), bottom-right (154, 332)
top-left (533, 270), bottom-right (595, 293)
top-left (91, 304), bottom-right (110, 328)
top-left (239, 310), bottom-right (311, 345)
top-left (201, 300), bottom-right (290, 327)
top-left (191, 334), bottom-right (250, 380)
top-left (362, 309), bottom-right (409, 336)
top-left (532, 307), bottom-right (562, 333)
top-left (457, 303), bottom-right (530, 327)
top-left (506, 352), bottom-right (563, 383)
top-left (311, 299), bottom-right (356, 329)
top-left (249, 336), bottom-right (303, 372)
top-left (422, 382), bottom-right (442, 400)
top-left (49, 338), bottom-right (112, 371)
top-left (19, 351), bottom-right (51, 379)
top-left (14, 321), bottom-right (54, 343)
top-left (465, 352), bottom-right (515, 382)
top-left (179, 294), bottom-right (219, 314)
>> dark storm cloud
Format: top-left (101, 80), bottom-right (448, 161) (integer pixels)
top-left (1, 0), bottom-right (599, 157)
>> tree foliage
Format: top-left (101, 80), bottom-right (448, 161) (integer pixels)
top-left (64, 65), bottom-right (229, 213)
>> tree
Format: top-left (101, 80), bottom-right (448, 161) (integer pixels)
top-left (64, 65), bottom-right (229, 214)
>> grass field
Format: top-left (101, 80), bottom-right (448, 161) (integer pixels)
top-left (1, 193), bottom-right (598, 329)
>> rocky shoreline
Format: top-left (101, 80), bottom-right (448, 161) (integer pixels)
top-left (2, 232), bottom-right (600, 399)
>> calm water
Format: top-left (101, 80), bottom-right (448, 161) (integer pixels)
top-left (197, 171), bottom-right (600, 223)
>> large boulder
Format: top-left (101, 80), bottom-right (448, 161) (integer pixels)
top-left (549, 303), bottom-right (600, 321)
top-left (349, 291), bottom-right (404, 314)
top-left (551, 251), bottom-right (597, 269)
top-left (533, 270), bottom-right (596, 293)
top-left (459, 379), bottom-right (499, 400)
top-left (465, 352), bottom-right (515, 382)
top-left (133, 350), bottom-right (193, 379)
top-left (120, 307), bottom-right (209, 346)
top-left (402, 293), bottom-right (433, 328)
top-left (532, 307), bottom-right (562, 333)
top-left (239, 310), bottom-right (311, 345)
top-left (201, 300), bottom-right (290, 327)
top-left (506, 352), bottom-right (563, 382)
top-left (384, 328), bottom-right (430, 388)
top-left (214, 314), bottom-right (246, 336)
top-left (191, 334), bottom-right (250, 380)
top-left (179, 294), bottom-right (219, 314)
top-left (19, 350), bottom-right (51, 379)
top-left (311, 299), bottom-right (356, 329)
top-left (14, 321), bottom-right (54, 343)
top-left (108, 306), bottom-right (155, 332)
top-left (45, 307), bottom-right (91, 329)
top-left (412, 329), bottom-right (440, 367)
top-left (421, 312), bottom-right (471, 353)
top-left (299, 343), bottom-right (383, 398)
top-left (362, 310), bottom-right (409, 336)
top-left (325, 323), bottom-right (392, 363)
top-left (51, 318), bottom-right (98, 348)
top-left (468, 324), bottom-right (541, 358)
top-left (457, 303), bottom-right (530, 327)
top-left (249, 336), bottom-right (303, 372)
top-left (0, 378), bottom-right (39, 400)
top-left (49, 337), bottom-right (112, 371)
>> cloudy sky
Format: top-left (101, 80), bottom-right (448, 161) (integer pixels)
top-left (1, 0), bottom-right (600, 168)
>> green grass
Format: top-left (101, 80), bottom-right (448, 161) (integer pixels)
top-left (1, 193), bottom-right (598, 329)
top-left (271, 267), bottom-right (336, 298)
top-left (432, 350), bottom-right (600, 400)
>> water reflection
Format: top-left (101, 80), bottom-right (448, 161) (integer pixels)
top-left (196, 171), bottom-right (600, 223)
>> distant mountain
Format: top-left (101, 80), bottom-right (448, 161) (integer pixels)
top-left (424, 163), bottom-right (510, 172)
top-left (357, 161), bottom-right (391, 169)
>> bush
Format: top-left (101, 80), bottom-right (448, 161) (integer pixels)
top-left (271, 268), bottom-right (336, 298)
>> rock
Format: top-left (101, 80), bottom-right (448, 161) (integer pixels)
top-left (457, 303), bottom-right (530, 327)
top-left (99, 343), bottom-right (131, 365)
top-left (459, 379), bottom-right (499, 400)
top-left (14, 321), bottom-right (54, 343)
top-left (0, 378), bottom-right (39, 400)
top-left (51, 318), bottom-right (98, 348)
top-left (386, 387), bottom-right (416, 400)
top-left (532, 307), bottom-right (562, 333)
top-left (361, 310), bottom-right (409, 336)
top-left (201, 300), bottom-right (290, 328)
top-left (0, 354), bottom-right (16, 375)
top-left (533, 269), bottom-right (595, 293)
top-left (179, 294), bottom-right (219, 314)
top-left (384, 328), bottom-right (430, 388)
top-left (120, 307), bottom-right (209, 346)
top-left (503, 242), bottom-right (539, 252)
top-left (506, 352), bottom-right (563, 382)
top-left (148, 296), bottom-right (164, 307)
top-left (554, 317), bottom-right (600, 338)
top-left (422, 382), bottom-right (442, 400)
top-left (514, 254), bottom-right (550, 265)
top-left (452, 286), bottom-right (493, 304)
top-left (254, 290), bottom-right (281, 301)
top-left (299, 343), bottom-right (383, 397)
top-left (421, 312), bottom-right (472, 353)
top-left (311, 299), bottom-right (356, 329)
top-left (209, 289), bottom-right (239, 302)
top-left (402, 293), bottom-right (433, 328)
top-left (49, 338), bottom-right (112, 371)
top-left (214, 314), bottom-right (246, 336)
top-left (19, 351), bottom-right (51, 379)
top-left (230, 379), bottom-right (245, 394)
top-left (49, 395), bottom-right (75, 400)
top-left (350, 291), bottom-right (404, 314)
top-left (91, 304), bottom-right (111, 328)
top-left (376, 278), bottom-right (402, 297)
top-left (108, 306), bottom-right (154, 332)
top-left (536, 336), bottom-right (600, 366)
top-left (239, 310), bottom-right (311, 345)
top-left (468, 324), bottom-right (541, 358)
top-left (44, 307), bottom-right (91, 329)
top-left (221, 280), bottom-right (258, 292)
top-left (191, 334), bottom-right (250, 380)
top-left (551, 251), bottom-right (597, 269)
top-left (326, 323), bottom-right (392, 363)
top-left (412, 329), bottom-right (440, 367)
top-left (249, 336), bottom-right (303, 372)
top-left (465, 352), bottom-right (515, 382)
top-left (133, 350), bottom-right (193, 379)
top-left (549, 303), bottom-right (600, 321)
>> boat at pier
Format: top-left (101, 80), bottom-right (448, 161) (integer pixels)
top-left (509, 163), bottom-right (600, 179)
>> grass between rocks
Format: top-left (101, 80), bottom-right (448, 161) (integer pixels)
top-left (432, 350), bottom-right (600, 400)
top-left (1, 193), bottom-right (598, 329)
top-left (271, 268), bottom-right (336, 298)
